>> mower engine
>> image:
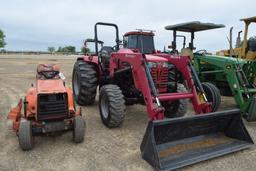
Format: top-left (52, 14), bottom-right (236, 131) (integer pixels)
top-left (8, 64), bottom-right (85, 150)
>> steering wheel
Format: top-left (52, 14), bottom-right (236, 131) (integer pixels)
top-left (39, 71), bottom-right (59, 79)
top-left (194, 49), bottom-right (208, 55)
top-left (168, 49), bottom-right (179, 54)
top-left (112, 45), bottom-right (118, 51)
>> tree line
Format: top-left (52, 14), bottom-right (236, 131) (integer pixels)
top-left (47, 46), bottom-right (76, 53)
top-left (0, 29), bottom-right (6, 49)
top-left (0, 29), bottom-right (90, 54)
top-left (48, 46), bottom-right (90, 54)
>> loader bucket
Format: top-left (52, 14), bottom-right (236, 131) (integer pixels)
top-left (140, 109), bottom-right (254, 171)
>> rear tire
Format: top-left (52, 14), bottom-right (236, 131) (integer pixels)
top-left (202, 82), bottom-right (221, 112)
top-left (72, 61), bottom-right (98, 106)
top-left (99, 84), bottom-right (126, 128)
top-left (163, 84), bottom-right (188, 118)
top-left (73, 116), bottom-right (85, 143)
top-left (18, 121), bottom-right (33, 151)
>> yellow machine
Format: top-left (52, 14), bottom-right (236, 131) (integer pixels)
top-left (217, 16), bottom-right (256, 60)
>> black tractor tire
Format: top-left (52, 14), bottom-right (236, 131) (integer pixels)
top-left (99, 84), bottom-right (126, 128)
top-left (18, 121), bottom-right (33, 150)
top-left (73, 116), bottom-right (85, 143)
top-left (168, 69), bottom-right (183, 84)
top-left (72, 61), bottom-right (98, 106)
top-left (202, 82), bottom-right (221, 112)
top-left (163, 84), bottom-right (188, 118)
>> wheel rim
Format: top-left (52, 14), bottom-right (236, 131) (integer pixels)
top-left (73, 71), bottom-right (80, 96)
top-left (100, 94), bottom-right (109, 119)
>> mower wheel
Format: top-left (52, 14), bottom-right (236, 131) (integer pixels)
top-left (73, 116), bottom-right (85, 143)
top-left (202, 82), bottom-right (221, 112)
top-left (18, 120), bottom-right (33, 150)
top-left (99, 84), bottom-right (126, 128)
top-left (72, 61), bottom-right (97, 106)
top-left (163, 84), bottom-right (188, 118)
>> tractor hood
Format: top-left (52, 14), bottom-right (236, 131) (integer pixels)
top-left (36, 79), bottom-right (66, 94)
top-left (145, 54), bottom-right (168, 62)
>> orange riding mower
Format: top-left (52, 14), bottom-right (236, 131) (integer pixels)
top-left (7, 64), bottom-right (85, 150)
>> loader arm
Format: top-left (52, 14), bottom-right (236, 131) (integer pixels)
top-left (110, 51), bottom-right (165, 120)
top-left (110, 49), bottom-right (213, 120)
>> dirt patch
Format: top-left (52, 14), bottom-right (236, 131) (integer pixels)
top-left (159, 134), bottom-right (234, 158)
top-left (0, 54), bottom-right (256, 171)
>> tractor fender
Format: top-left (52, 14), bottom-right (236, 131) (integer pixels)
top-left (77, 56), bottom-right (101, 79)
top-left (66, 87), bottom-right (76, 114)
top-left (25, 87), bottom-right (37, 117)
top-left (7, 99), bottom-right (22, 132)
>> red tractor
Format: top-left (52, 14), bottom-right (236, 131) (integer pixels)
top-left (72, 23), bottom-right (253, 170)
top-left (73, 23), bottom-right (220, 124)
top-left (8, 64), bottom-right (85, 150)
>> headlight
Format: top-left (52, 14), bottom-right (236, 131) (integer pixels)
top-left (148, 62), bottom-right (157, 68)
top-left (148, 62), bottom-right (169, 68)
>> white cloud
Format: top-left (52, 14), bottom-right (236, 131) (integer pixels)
top-left (0, 0), bottom-right (255, 51)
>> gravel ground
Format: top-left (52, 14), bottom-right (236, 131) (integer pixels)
top-left (0, 54), bottom-right (256, 171)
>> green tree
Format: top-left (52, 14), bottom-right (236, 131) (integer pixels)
top-left (57, 46), bottom-right (75, 53)
top-left (48, 47), bottom-right (55, 53)
top-left (64, 46), bottom-right (76, 53)
top-left (81, 46), bottom-right (90, 54)
top-left (0, 29), bottom-right (6, 48)
top-left (57, 46), bottom-right (63, 52)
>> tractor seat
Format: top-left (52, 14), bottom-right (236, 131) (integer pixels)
top-left (248, 37), bottom-right (256, 52)
top-left (100, 46), bottom-right (114, 67)
top-left (36, 64), bottom-right (60, 80)
top-left (180, 48), bottom-right (194, 59)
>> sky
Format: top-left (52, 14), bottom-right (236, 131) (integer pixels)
top-left (0, 0), bottom-right (255, 52)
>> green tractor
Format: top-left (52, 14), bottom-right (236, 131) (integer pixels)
top-left (165, 21), bottom-right (256, 121)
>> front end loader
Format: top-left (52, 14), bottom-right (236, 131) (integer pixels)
top-left (194, 53), bottom-right (256, 121)
top-left (8, 64), bottom-right (85, 150)
top-left (165, 21), bottom-right (256, 122)
top-left (72, 22), bottom-right (253, 170)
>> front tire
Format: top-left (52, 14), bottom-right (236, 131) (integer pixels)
top-left (99, 84), bottom-right (126, 128)
top-left (202, 82), bottom-right (221, 112)
top-left (18, 120), bottom-right (33, 150)
top-left (73, 116), bottom-right (86, 143)
top-left (72, 61), bottom-right (98, 106)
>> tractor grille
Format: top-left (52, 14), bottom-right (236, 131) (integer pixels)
top-left (37, 93), bottom-right (69, 121)
top-left (151, 67), bottom-right (168, 93)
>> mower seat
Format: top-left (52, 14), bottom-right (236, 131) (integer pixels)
top-left (180, 48), bottom-right (194, 59)
top-left (100, 46), bottom-right (114, 68)
top-left (36, 64), bottom-right (60, 80)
